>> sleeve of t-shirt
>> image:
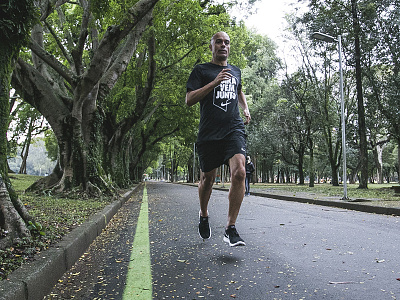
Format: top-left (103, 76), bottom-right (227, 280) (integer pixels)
top-left (186, 66), bottom-right (203, 92)
top-left (237, 68), bottom-right (242, 92)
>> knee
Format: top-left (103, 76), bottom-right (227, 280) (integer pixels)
top-left (232, 166), bottom-right (246, 182)
top-left (201, 172), bottom-right (215, 187)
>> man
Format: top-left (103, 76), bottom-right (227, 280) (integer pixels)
top-left (245, 156), bottom-right (255, 196)
top-left (185, 31), bottom-right (251, 247)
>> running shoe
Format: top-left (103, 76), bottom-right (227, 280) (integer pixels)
top-left (198, 211), bottom-right (211, 240)
top-left (223, 225), bottom-right (246, 246)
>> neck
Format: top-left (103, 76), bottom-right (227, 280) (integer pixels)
top-left (211, 59), bottom-right (228, 66)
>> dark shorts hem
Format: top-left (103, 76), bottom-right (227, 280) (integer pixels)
top-left (196, 133), bottom-right (246, 173)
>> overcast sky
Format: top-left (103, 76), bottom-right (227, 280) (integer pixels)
top-left (231, 0), bottom-right (309, 72)
top-left (239, 0), bottom-right (296, 42)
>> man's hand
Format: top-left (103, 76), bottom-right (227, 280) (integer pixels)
top-left (238, 90), bottom-right (251, 125)
top-left (243, 109), bottom-right (251, 125)
top-left (186, 69), bottom-right (233, 107)
top-left (213, 69), bottom-right (232, 86)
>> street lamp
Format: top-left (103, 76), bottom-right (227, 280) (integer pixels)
top-left (311, 32), bottom-right (348, 200)
top-left (193, 143), bottom-right (196, 183)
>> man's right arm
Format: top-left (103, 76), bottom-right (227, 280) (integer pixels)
top-left (185, 68), bottom-right (232, 107)
top-left (185, 82), bottom-right (216, 107)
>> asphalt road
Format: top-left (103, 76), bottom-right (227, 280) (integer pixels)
top-left (45, 182), bottom-right (400, 299)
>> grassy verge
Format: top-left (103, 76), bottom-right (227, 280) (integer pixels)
top-left (214, 182), bottom-right (400, 205)
top-left (252, 183), bottom-right (400, 200)
top-left (0, 174), bottom-right (116, 280)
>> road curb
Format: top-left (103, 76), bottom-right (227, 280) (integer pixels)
top-left (247, 191), bottom-right (400, 216)
top-left (0, 185), bottom-right (141, 300)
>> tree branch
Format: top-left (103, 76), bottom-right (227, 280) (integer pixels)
top-left (159, 46), bottom-right (196, 72)
top-left (79, 0), bottom-right (159, 104)
top-left (12, 58), bottom-right (71, 129)
top-left (43, 20), bottom-right (73, 65)
top-left (98, 10), bottom-right (153, 100)
top-left (28, 38), bottom-right (76, 86)
top-left (71, 0), bottom-right (90, 76)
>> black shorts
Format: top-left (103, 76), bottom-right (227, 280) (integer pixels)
top-left (196, 132), bottom-right (246, 173)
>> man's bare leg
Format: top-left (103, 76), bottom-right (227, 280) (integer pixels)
top-left (198, 168), bottom-right (217, 217)
top-left (227, 154), bottom-right (246, 228)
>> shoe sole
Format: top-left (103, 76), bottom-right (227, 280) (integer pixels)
top-left (199, 211), bottom-right (211, 240)
top-left (223, 236), bottom-right (246, 247)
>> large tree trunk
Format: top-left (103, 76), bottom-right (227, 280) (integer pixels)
top-left (309, 142), bottom-right (315, 187)
top-left (0, 41), bottom-right (32, 248)
top-left (11, 0), bottom-right (158, 194)
top-left (323, 127), bottom-right (340, 186)
top-left (0, 176), bottom-right (31, 249)
top-left (298, 151), bottom-right (305, 185)
top-left (398, 138), bottom-right (400, 184)
top-left (351, 0), bottom-right (368, 189)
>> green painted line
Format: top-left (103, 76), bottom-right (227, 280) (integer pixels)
top-left (123, 185), bottom-right (152, 299)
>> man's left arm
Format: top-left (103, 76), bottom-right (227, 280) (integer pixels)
top-left (238, 90), bottom-right (251, 125)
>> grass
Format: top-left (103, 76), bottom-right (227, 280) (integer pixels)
top-left (215, 182), bottom-right (400, 205)
top-left (1, 174), bottom-right (115, 280)
top-left (252, 183), bottom-right (400, 200)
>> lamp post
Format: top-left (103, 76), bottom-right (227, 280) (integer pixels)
top-left (193, 143), bottom-right (196, 183)
top-left (311, 32), bottom-right (348, 200)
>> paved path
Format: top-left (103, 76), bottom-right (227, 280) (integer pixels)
top-left (46, 182), bottom-right (400, 299)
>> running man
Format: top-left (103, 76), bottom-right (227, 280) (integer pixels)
top-left (185, 31), bottom-right (251, 246)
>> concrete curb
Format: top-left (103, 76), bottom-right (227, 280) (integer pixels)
top-left (0, 185), bottom-right (141, 300)
top-left (247, 191), bottom-right (400, 216)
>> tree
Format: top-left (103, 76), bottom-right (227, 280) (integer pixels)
top-left (350, 0), bottom-right (368, 188)
top-left (242, 32), bottom-right (281, 183)
top-left (8, 101), bottom-right (49, 174)
top-left (10, 0), bottom-right (159, 194)
top-left (362, 0), bottom-right (400, 183)
top-left (298, 0), bottom-right (370, 188)
top-left (282, 69), bottom-right (320, 186)
top-left (0, 0), bottom-right (38, 248)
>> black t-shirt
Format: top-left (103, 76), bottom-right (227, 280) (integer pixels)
top-left (186, 62), bottom-right (245, 143)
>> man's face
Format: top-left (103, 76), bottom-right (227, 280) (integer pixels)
top-left (210, 32), bottom-right (230, 62)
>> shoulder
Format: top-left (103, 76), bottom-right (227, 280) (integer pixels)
top-left (190, 63), bottom-right (214, 76)
top-left (193, 62), bottom-right (214, 70)
top-left (227, 64), bottom-right (242, 79)
top-left (227, 63), bottom-right (241, 72)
